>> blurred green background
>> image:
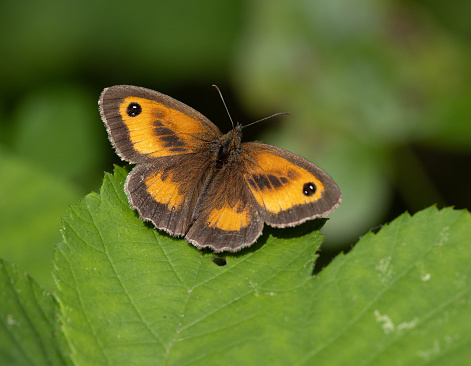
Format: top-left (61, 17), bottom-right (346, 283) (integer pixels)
top-left (1, 0), bottom-right (470, 288)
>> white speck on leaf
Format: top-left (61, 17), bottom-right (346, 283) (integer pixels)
top-left (421, 273), bottom-right (431, 281)
top-left (418, 340), bottom-right (441, 361)
top-left (249, 281), bottom-right (259, 296)
top-left (375, 257), bottom-right (393, 284)
top-left (397, 318), bottom-right (419, 333)
top-left (374, 310), bottom-right (394, 334)
top-left (374, 310), bottom-right (418, 335)
top-left (437, 226), bottom-right (449, 246)
top-left (7, 314), bottom-right (17, 326)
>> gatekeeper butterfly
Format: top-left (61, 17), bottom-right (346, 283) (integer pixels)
top-left (99, 85), bottom-right (341, 252)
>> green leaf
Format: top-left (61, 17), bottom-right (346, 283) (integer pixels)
top-left (306, 206), bottom-right (471, 365)
top-left (52, 167), bottom-right (325, 365)
top-left (53, 167), bottom-right (471, 365)
top-left (0, 259), bottom-right (70, 366)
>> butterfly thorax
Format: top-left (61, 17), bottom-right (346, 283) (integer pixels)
top-left (213, 124), bottom-right (243, 171)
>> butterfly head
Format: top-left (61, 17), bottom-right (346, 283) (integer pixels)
top-left (225, 123), bottom-right (243, 146)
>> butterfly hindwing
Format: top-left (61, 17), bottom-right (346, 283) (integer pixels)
top-left (99, 85), bottom-right (221, 163)
top-left (186, 166), bottom-right (264, 252)
top-left (126, 153), bottom-right (213, 237)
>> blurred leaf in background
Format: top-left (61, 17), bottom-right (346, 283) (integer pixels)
top-left (1, 0), bottom-right (470, 287)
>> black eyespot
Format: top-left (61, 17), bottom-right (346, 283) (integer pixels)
top-left (211, 256), bottom-right (227, 266)
top-left (126, 102), bottom-right (142, 117)
top-left (303, 182), bottom-right (317, 196)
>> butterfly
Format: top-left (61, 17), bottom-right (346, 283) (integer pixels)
top-left (99, 85), bottom-right (341, 252)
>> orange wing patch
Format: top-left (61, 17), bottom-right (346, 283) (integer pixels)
top-left (145, 170), bottom-right (185, 211)
top-left (244, 151), bottom-right (325, 214)
top-left (206, 202), bottom-right (250, 231)
top-left (119, 96), bottom-right (209, 157)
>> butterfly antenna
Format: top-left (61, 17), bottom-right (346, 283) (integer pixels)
top-left (243, 112), bottom-right (291, 129)
top-left (212, 84), bottom-right (235, 129)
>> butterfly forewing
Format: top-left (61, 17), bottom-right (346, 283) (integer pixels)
top-left (241, 143), bottom-right (341, 228)
top-left (99, 85), bottom-right (221, 163)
